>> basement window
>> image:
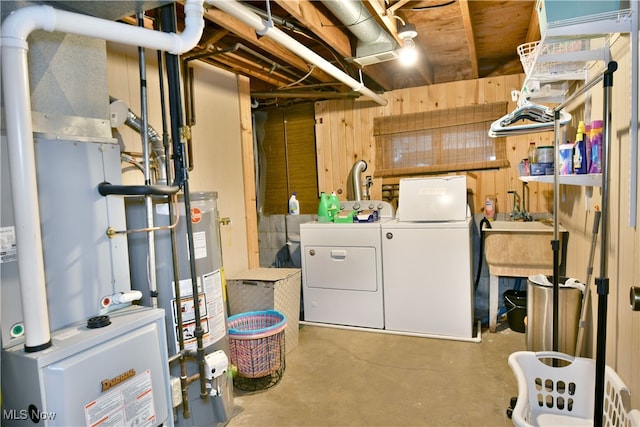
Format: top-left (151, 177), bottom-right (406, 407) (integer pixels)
top-left (373, 102), bottom-right (509, 177)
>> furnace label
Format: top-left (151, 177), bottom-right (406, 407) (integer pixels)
top-left (84, 370), bottom-right (156, 427)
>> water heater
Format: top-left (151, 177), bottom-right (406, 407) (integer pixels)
top-left (126, 192), bottom-right (234, 425)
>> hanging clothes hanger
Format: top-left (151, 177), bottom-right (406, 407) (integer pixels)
top-left (488, 102), bottom-right (571, 137)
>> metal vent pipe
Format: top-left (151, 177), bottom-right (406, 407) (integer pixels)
top-left (321, 0), bottom-right (397, 58)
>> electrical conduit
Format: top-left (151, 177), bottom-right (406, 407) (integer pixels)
top-left (211, 0), bottom-right (388, 106)
top-left (0, 1), bottom-right (205, 352)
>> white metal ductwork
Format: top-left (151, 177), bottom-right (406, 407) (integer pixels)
top-left (0, 0), bottom-right (205, 351)
top-left (212, 0), bottom-right (387, 106)
top-left (321, 0), bottom-right (399, 66)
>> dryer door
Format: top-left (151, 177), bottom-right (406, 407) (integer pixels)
top-left (303, 245), bottom-right (378, 291)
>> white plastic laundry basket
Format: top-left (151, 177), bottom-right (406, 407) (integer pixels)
top-left (508, 351), bottom-right (640, 427)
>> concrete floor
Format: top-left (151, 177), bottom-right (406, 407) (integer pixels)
top-left (227, 323), bottom-right (526, 426)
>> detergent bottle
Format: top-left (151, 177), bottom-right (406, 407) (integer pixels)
top-left (589, 120), bottom-right (603, 174)
top-left (329, 191), bottom-right (340, 220)
top-left (318, 192), bottom-right (331, 222)
top-left (485, 196), bottom-right (497, 221)
top-left (288, 192), bottom-right (300, 215)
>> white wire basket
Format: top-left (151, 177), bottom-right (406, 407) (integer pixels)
top-left (508, 351), bottom-right (640, 427)
top-left (517, 39), bottom-right (591, 79)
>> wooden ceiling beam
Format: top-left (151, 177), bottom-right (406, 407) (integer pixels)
top-left (274, 0), bottom-right (353, 59)
top-left (387, 0), bottom-right (411, 17)
top-left (219, 52), bottom-right (302, 86)
top-left (202, 5), bottom-right (335, 83)
top-left (201, 28), bottom-right (229, 47)
top-left (362, 0), bottom-right (402, 43)
top-left (275, 0), bottom-right (395, 91)
top-left (526, 5), bottom-right (541, 42)
top-left (458, 0), bottom-right (479, 79)
top-left (202, 55), bottom-right (294, 88)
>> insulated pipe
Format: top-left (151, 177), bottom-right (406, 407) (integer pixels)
top-left (0, 1), bottom-right (205, 352)
top-left (211, 0), bottom-right (388, 106)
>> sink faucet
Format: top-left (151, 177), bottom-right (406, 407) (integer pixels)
top-left (508, 183), bottom-right (533, 221)
top-left (507, 190), bottom-right (521, 220)
top-left (521, 182), bottom-right (532, 221)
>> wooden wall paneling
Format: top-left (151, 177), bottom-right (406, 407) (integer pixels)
top-left (431, 82), bottom-right (449, 110)
top-left (406, 85), bottom-right (422, 112)
top-left (342, 99), bottom-right (356, 199)
top-left (315, 74), bottom-right (554, 217)
top-left (422, 84), bottom-right (437, 111)
top-left (451, 80), bottom-right (468, 107)
top-left (338, 100), bottom-right (353, 192)
top-left (353, 102), bottom-right (370, 198)
top-left (316, 101), bottom-right (338, 195)
top-left (413, 84), bottom-right (426, 111)
top-left (484, 76), bottom-right (502, 103)
top-left (314, 100), bottom-right (329, 195)
top-left (237, 75), bottom-right (259, 268)
top-left (326, 101), bottom-right (339, 195)
top-left (331, 100), bottom-right (346, 195)
top-left (364, 105), bottom-right (383, 199)
top-left (504, 74), bottom-right (522, 102)
top-left (385, 89), bottom-right (404, 116)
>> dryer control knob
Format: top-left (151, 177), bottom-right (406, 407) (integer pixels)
top-left (386, 232), bottom-right (393, 239)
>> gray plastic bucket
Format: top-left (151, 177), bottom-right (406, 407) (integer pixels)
top-left (504, 290), bottom-right (527, 333)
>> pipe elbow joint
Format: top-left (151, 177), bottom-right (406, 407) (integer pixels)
top-left (171, 1), bottom-right (205, 54)
top-left (1, 5), bottom-right (56, 48)
top-left (169, 20), bottom-right (204, 55)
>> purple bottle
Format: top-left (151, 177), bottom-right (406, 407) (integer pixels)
top-left (589, 120), bottom-right (603, 174)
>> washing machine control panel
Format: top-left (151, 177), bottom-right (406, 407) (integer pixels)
top-left (338, 200), bottom-right (394, 219)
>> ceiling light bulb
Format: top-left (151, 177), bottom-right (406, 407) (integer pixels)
top-left (399, 38), bottom-right (417, 66)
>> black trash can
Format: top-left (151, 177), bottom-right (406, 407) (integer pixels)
top-left (504, 290), bottom-right (527, 333)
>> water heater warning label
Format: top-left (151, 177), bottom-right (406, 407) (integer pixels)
top-left (0, 226), bottom-right (17, 263)
top-left (84, 370), bottom-right (156, 427)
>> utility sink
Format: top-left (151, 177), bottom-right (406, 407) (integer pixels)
top-left (483, 219), bottom-right (567, 277)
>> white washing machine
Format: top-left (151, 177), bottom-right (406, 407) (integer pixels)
top-left (300, 201), bottom-right (394, 329)
top-left (381, 218), bottom-right (474, 339)
top-left (381, 176), bottom-right (475, 340)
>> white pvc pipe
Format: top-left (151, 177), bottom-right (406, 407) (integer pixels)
top-left (0, 1), bottom-right (205, 351)
top-left (212, 0), bottom-right (388, 106)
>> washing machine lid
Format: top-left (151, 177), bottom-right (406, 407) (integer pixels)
top-left (397, 176), bottom-right (468, 222)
